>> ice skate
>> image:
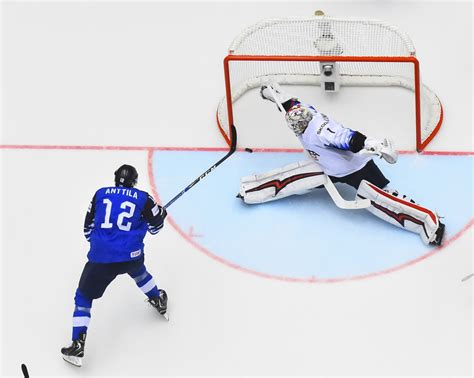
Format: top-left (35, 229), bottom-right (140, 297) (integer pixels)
top-left (430, 221), bottom-right (445, 246)
top-left (61, 333), bottom-right (86, 367)
top-left (148, 289), bottom-right (169, 321)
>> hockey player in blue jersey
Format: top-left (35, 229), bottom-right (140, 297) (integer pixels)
top-left (61, 164), bottom-right (168, 367)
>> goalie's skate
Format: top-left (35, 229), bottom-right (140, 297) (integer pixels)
top-left (61, 333), bottom-right (86, 367)
top-left (430, 221), bottom-right (445, 246)
top-left (147, 289), bottom-right (169, 321)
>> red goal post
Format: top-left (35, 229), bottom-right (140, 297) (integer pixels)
top-left (216, 14), bottom-right (443, 152)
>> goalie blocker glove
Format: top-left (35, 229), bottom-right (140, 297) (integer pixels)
top-left (260, 82), bottom-right (299, 111)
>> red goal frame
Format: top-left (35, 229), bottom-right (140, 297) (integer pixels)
top-left (218, 55), bottom-right (443, 152)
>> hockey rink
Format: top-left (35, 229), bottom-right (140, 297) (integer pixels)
top-left (1, 1), bottom-right (473, 377)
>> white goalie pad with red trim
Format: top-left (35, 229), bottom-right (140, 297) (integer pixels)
top-left (239, 160), bottom-right (327, 204)
top-left (356, 180), bottom-right (440, 245)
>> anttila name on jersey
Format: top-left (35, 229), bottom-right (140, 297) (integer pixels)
top-left (105, 187), bottom-right (138, 199)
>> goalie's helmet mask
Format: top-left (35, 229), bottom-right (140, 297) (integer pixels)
top-left (114, 164), bottom-right (138, 188)
top-left (285, 104), bottom-right (313, 136)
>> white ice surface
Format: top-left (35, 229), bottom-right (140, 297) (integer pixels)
top-left (1, 1), bottom-right (473, 377)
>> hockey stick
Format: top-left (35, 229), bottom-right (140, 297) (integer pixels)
top-left (323, 177), bottom-right (371, 209)
top-left (266, 84), bottom-right (371, 210)
top-left (267, 85), bottom-right (288, 113)
top-left (21, 364), bottom-right (29, 378)
top-left (164, 125), bottom-right (238, 209)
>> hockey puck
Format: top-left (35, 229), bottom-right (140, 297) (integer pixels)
top-left (245, 148), bottom-right (253, 153)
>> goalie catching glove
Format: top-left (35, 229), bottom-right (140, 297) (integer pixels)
top-left (363, 138), bottom-right (398, 164)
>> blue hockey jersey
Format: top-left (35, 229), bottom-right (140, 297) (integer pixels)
top-left (83, 186), bottom-right (166, 263)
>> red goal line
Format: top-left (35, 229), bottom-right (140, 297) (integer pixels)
top-left (0, 144), bottom-right (472, 156)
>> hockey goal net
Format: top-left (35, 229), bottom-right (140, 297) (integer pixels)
top-left (216, 13), bottom-right (443, 152)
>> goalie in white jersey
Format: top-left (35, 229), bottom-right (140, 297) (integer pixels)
top-left (238, 82), bottom-right (445, 246)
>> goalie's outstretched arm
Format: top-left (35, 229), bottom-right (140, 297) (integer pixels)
top-left (261, 82), bottom-right (398, 164)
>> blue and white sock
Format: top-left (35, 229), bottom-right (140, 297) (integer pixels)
top-left (130, 266), bottom-right (160, 299)
top-left (72, 289), bottom-right (92, 341)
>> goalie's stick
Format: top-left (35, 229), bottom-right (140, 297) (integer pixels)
top-left (164, 125), bottom-right (238, 209)
top-left (323, 176), bottom-right (371, 209)
top-left (265, 84), bottom-right (288, 114)
top-left (265, 84), bottom-right (371, 210)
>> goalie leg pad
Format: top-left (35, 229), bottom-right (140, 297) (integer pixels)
top-left (239, 160), bottom-right (327, 204)
top-left (356, 180), bottom-right (441, 245)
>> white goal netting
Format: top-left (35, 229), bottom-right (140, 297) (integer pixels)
top-left (217, 14), bottom-right (442, 151)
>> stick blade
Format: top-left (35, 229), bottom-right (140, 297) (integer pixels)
top-left (323, 180), bottom-right (371, 210)
top-left (337, 198), bottom-right (371, 209)
top-left (21, 364), bottom-right (30, 378)
top-left (229, 125), bottom-right (238, 152)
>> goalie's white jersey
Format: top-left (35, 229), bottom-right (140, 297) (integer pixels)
top-left (297, 104), bottom-right (372, 177)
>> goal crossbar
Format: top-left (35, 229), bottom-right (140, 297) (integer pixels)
top-left (218, 54), bottom-right (443, 152)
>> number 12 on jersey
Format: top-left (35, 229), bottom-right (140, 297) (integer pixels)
top-left (100, 199), bottom-right (136, 231)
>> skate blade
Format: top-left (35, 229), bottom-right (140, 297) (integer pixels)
top-left (430, 223), bottom-right (445, 246)
top-left (160, 311), bottom-right (169, 321)
top-left (62, 354), bottom-right (82, 367)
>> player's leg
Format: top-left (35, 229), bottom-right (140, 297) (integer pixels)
top-left (60, 288), bottom-right (90, 367)
top-left (357, 179), bottom-right (445, 245)
top-left (127, 257), bottom-right (167, 317)
top-left (61, 262), bottom-right (117, 366)
top-left (331, 160), bottom-right (390, 189)
top-left (336, 161), bottom-right (444, 245)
